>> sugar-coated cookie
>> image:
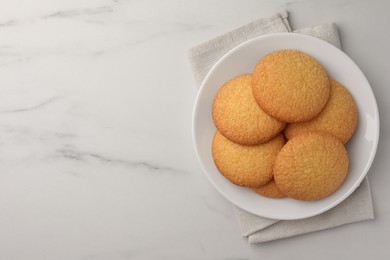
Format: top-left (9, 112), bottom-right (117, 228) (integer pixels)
top-left (274, 132), bottom-right (349, 201)
top-left (284, 79), bottom-right (358, 144)
top-left (212, 74), bottom-right (285, 145)
top-left (252, 178), bottom-right (285, 198)
top-left (252, 50), bottom-right (330, 122)
top-left (212, 131), bottom-right (285, 188)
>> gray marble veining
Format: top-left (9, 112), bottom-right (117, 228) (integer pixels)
top-left (0, 0), bottom-right (389, 259)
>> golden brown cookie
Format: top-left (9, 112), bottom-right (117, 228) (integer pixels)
top-left (212, 131), bottom-right (285, 188)
top-left (284, 79), bottom-right (358, 144)
top-left (274, 132), bottom-right (349, 201)
top-left (252, 178), bottom-right (285, 198)
top-left (252, 50), bottom-right (330, 122)
top-left (212, 74), bottom-right (285, 145)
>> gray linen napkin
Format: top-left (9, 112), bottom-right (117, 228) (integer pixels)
top-left (188, 11), bottom-right (374, 244)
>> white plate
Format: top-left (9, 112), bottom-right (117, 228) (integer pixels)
top-left (192, 33), bottom-right (379, 220)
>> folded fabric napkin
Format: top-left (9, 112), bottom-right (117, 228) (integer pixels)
top-left (188, 10), bottom-right (374, 244)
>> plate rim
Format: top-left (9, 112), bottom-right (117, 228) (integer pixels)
top-left (192, 32), bottom-right (380, 220)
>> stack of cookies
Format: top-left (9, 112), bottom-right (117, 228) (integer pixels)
top-left (211, 50), bottom-right (358, 201)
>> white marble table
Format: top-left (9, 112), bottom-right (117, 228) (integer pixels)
top-left (0, 0), bottom-right (389, 259)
